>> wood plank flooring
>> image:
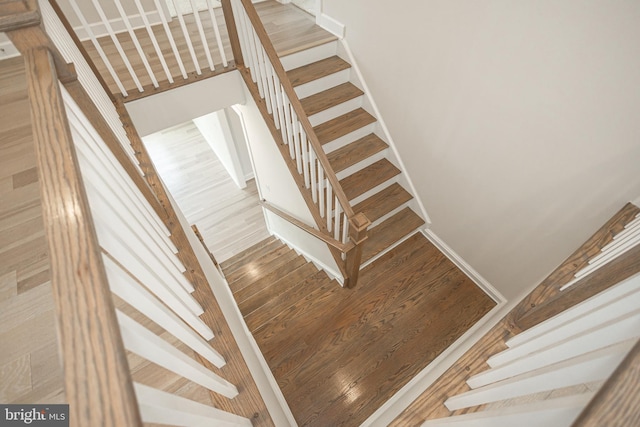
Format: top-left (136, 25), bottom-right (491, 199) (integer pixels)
top-left (79, 0), bottom-right (336, 98)
top-left (142, 120), bottom-right (270, 262)
top-left (223, 232), bottom-right (496, 426)
top-left (0, 56), bottom-right (65, 405)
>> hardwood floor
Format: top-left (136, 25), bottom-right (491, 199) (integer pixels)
top-left (223, 232), bottom-right (497, 426)
top-left (0, 56), bottom-right (65, 404)
top-left (78, 0), bottom-right (336, 98)
top-left (142, 120), bottom-right (270, 262)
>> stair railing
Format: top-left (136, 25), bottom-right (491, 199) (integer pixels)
top-left (223, 0), bottom-right (370, 288)
top-left (2, 1), bottom-right (267, 425)
top-left (50, 0), bottom-right (234, 100)
top-left (390, 203), bottom-right (640, 427)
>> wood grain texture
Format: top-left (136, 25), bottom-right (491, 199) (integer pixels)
top-left (361, 207), bottom-right (425, 263)
top-left (119, 100), bottom-right (274, 425)
top-left (140, 120), bottom-right (270, 262)
top-left (227, 233), bottom-right (495, 426)
top-left (300, 82), bottom-right (364, 116)
top-left (286, 55), bottom-right (350, 87)
top-left (327, 133), bottom-right (388, 174)
top-left (339, 158), bottom-right (400, 201)
top-left (352, 182), bottom-right (413, 224)
top-left (517, 242), bottom-right (640, 330)
top-left (74, 0), bottom-right (335, 99)
top-left (313, 108), bottom-right (376, 146)
top-left (571, 338), bottom-right (640, 427)
top-left (391, 202), bottom-right (640, 425)
top-left (512, 202), bottom-right (640, 322)
top-left (22, 47), bottom-right (141, 426)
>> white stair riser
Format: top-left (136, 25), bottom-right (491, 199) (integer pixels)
top-left (294, 69), bottom-right (350, 99)
top-left (308, 96), bottom-right (364, 127)
top-left (321, 123), bottom-right (375, 154)
top-left (334, 149), bottom-right (388, 181)
top-left (447, 340), bottom-right (632, 410)
top-left (506, 272), bottom-right (640, 348)
top-left (280, 40), bottom-right (338, 71)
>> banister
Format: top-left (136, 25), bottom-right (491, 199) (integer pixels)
top-left (570, 337), bottom-right (640, 426)
top-left (261, 200), bottom-right (355, 252)
top-left (47, 0), bottom-right (115, 101)
top-left (236, 0), bottom-right (354, 219)
top-left (19, 45), bottom-right (142, 426)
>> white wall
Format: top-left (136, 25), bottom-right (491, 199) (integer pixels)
top-left (233, 83), bottom-right (341, 278)
top-left (125, 71), bottom-right (246, 137)
top-left (225, 107), bottom-right (254, 180)
top-left (193, 110), bottom-right (247, 189)
top-left (322, 0), bottom-right (640, 300)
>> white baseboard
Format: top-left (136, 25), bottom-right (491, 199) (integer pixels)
top-left (632, 195), bottom-right (640, 208)
top-left (0, 40), bottom-right (20, 60)
top-left (73, 11), bottom-right (163, 41)
top-left (316, 13), bottom-right (345, 38)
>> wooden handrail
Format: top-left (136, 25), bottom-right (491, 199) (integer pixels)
top-left (0, 0), bottom-right (40, 32)
top-left (261, 200), bottom-right (355, 252)
top-left (571, 338), bottom-right (640, 426)
top-left (237, 0), bottom-right (354, 219)
top-left (20, 45), bottom-right (142, 427)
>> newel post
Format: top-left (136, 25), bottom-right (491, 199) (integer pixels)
top-left (344, 213), bottom-right (371, 289)
top-left (220, 0), bottom-right (244, 67)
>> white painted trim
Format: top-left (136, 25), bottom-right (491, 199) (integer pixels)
top-left (271, 228), bottom-right (344, 285)
top-left (632, 195), bottom-right (640, 208)
top-left (362, 299), bottom-right (511, 427)
top-left (73, 11), bottom-right (163, 41)
top-left (0, 40), bottom-right (20, 60)
top-left (165, 188), bottom-right (297, 426)
top-left (423, 229), bottom-right (506, 304)
top-left (316, 13), bottom-right (345, 38)
top-left (339, 38), bottom-right (432, 226)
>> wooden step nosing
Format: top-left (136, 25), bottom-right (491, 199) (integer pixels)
top-left (334, 149), bottom-right (389, 179)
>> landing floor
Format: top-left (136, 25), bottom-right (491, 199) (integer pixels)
top-left (227, 232), bottom-right (497, 426)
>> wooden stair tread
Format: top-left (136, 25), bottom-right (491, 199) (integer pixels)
top-left (220, 236), bottom-right (278, 273)
top-left (340, 158), bottom-right (401, 201)
top-left (239, 262), bottom-right (319, 317)
top-left (232, 255), bottom-right (308, 304)
top-left (353, 183), bottom-right (413, 224)
top-left (327, 133), bottom-right (388, 173)
top-left (244, 270), bottom-right (331, 332)
top-left (300, 82), bottom-right (364, 116)
top-left (286, 56), bottom-right (351, 87)
top-left (314, 108), bottom-right (377, 145)
top-left (362, 208), bottom-right (425, 263)
top-left (226, 246), bottom-right (297, 290)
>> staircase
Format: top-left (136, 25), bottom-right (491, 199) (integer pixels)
top-left (281, 45), bottom-right (426, 266)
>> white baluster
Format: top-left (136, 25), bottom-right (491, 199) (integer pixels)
top-left (169, 0), bottom-right (202, 74)
top-left (133, 0), bottom-right (174, 83)
top-left (67, 0), bottom-right (129, 96)
top-left (113, 0), bottom-right (159, 87)
top-left (206, 0), bottom-right (228, 67)
top-left (117, 311), bottom-right (238, 398)
top-left (189, 0), bottom-right (215, 71)
top-left (153, 0), bottom-right (188, 79)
